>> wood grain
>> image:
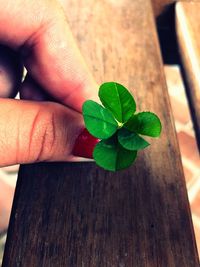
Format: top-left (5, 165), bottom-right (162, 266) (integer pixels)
top-left (176, 1), bottom-right (200, 150)
top-left (3, 0), bottom-right (199, 266)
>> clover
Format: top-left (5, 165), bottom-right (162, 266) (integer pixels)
top-left (82, 82), bottom-right (162, 171)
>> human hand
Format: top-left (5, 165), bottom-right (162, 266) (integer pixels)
top-left (0, 0), bottom-right (98, 166)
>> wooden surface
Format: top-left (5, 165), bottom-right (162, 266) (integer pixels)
top-left (176, 1), bottom-right (200, 150)
top-left (3, 0), bottom-right (199, 266)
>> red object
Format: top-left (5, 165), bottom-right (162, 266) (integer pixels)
top-left (72, 128), bottom-right (100, 158)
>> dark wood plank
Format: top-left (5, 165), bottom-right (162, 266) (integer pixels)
top-left (176, 1), bottom-right (200, 150)
top-left (3, 0), bottom-right (199, 266)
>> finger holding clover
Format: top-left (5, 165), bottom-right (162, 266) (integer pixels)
top-left (0, 0), bottom-right (98, 167)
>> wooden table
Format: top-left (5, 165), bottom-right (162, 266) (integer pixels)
top-left (2, 0), bottom-right (199, 266)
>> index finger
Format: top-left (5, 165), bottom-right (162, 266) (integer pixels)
top-left (0, 0), bottom-right (98, 112)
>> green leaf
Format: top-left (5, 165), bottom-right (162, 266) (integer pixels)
top-left (99, 82), bottom-right (136, 123)
top-left (83, 100), bottom-right (118, 139)
top-left (118, 128), bottom-right (150, 150)
top-left (124, 112), bottom-right (162, 137)
top-left (93, 135), bottom-right (137, 171)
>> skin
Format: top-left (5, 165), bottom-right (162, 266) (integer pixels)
top-left (0, 0), bottom-right (98, 167)
top-left (0, 178), bottom-right (14, 230)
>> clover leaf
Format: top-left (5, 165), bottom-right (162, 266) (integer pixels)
top-left (93, 134), bottom-right (137, 171)
top-left (124, 112), bottom-right (162, 137)
top-left (83, 100), bottom-right (118, 139)
top-left (118, 128), bottom-right (150, 150)
top-left (82, 82), bottom-right (162, 171)
top-left (99, 82), bottom-right (136, 123)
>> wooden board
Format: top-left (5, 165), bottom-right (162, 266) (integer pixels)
top-left (176, 1), bottom-right (200, 149)
top-left (3, 0), bottom-right (199, 266)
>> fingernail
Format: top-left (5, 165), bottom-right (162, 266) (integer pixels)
top-left (72, 128), bottom-right (100, 158)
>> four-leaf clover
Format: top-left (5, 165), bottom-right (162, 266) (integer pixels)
top-left (83, 82), bottom-right (162, 171)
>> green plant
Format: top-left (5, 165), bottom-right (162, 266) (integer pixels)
top-left (83, 82), bottom-right (162, 171)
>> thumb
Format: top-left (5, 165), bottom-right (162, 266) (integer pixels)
top-left (0, 99), bottom-right (84, 167)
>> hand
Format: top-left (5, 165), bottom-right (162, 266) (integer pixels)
top-left (0, 0), bottom-right (98, 166)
